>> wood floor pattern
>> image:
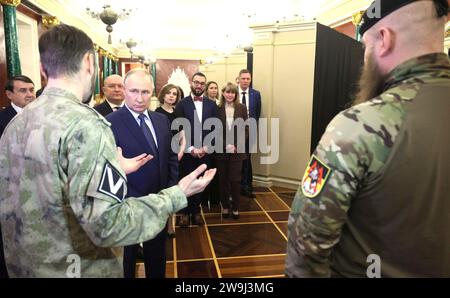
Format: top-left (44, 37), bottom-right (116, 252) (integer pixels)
top-left (136, 186), bottom-right (297, 278)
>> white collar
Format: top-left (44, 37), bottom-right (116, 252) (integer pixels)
top-left (125, 104), bottom-right (150, 121)
top-left (11, 102), bottom-right (22, 114)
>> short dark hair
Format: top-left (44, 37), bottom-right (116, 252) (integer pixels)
top-left (5, 75), bottom-right (34, 92)
top-left (158, 83), bottom-right (180, 104)
top-left (39, 24), bottom-right (94, 79)
top-left (239, 69), bottom-right (251, 77)
top-left (191, 72), bottom-right (206, 81)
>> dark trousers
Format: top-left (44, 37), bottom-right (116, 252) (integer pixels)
top-left (123, 224), bottom-right (167, 278)
top-left (180, 154), bottom-right (210, 215)
top-left (218, 160), bottom-right (243, 211)
top-left (0, 225), bottom-right (8, 278)
top-left (241, 154), bottom-right (253, 191)
top-left (203, 155), bottom-right (220, 206)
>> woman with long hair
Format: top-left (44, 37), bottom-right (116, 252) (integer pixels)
top-left (215, 82), bottom-right (248, 219)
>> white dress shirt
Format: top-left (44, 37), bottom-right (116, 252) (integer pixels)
top-left (125, 105), bottom-right (158, 148)
top-left (11, 102), bottom-right (23, 114)
top-left (238, 86), bottom-right (250, 116)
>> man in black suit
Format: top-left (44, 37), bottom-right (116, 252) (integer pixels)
top-left (0, 75), bottom-right (35, 278)
top-left (0, 75), bottom-right (36, 137)
top-left (106, 69), bottom-right (178, 278)
top-left (174, 72), bottom-right (218, 227)
top-left (237, 69), bottom-right (262, 198)
top-left (94, 74), bottom-right (124, 117)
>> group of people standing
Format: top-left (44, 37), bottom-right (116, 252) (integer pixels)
top-left (92, 68), bottom-right (261, 278)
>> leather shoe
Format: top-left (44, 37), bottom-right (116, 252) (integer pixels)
top-left (222, 208), bottom-right (230, 219)
top-left (241, 188), bottom-right (256, 198)
top-left (179, 214), bottom-right (189, 227)
top-left (191, 213), bottom-right (204, 225)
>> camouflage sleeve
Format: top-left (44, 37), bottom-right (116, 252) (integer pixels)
top-left (285, 106), bottom-right (383, 277)
top-left (60, 117), bottom-right (187, 247)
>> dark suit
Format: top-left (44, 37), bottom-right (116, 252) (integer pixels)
top-left (241, 88), bottom-right (261, 192)
top-left (94, 100), bottom-right (114, 117)
top-left (174, 96), bottom-right (218, 217)
top-left (0, 105), bottom-right (17, 137)
top-left (0, 105), bottom-right (16, 278)
top-left (216, 103), bottom-right (248, 211)
top-left (106, 107), bottom-right (178, 278)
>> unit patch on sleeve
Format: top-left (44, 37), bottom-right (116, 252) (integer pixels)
top-left (301, 155), bottom-right (331, 198)
top-left (97, 161), bottom-right (126, 203)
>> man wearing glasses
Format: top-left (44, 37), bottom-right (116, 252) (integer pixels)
top-left (175, 72), bottom-right (218, 227)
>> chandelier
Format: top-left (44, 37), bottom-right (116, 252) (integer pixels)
top-left (86, 5), bottom-right (132, 44)
top-left (125, 39), bottom-right (138, 57)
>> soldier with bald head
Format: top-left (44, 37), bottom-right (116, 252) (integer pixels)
top-left (286, 0), bottom-right (450, 277)
top-left (94, 74), bottom-right (125, 116)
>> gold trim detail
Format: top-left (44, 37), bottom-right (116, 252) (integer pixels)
top-left (351, 10), bottom-right (365, 26)
top-left (0, 0), bottom-right (20, 7)
top-left (42, 16), bottom-right (60, 28)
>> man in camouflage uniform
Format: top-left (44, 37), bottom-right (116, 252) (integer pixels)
top-left (0, 24), bottom-right (216, 278)
top-left (286, 0), bottom-right (450, 277)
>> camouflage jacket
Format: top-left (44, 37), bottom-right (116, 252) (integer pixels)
top-left (0, 88), bottom-right (187, 277)
top-left (286, 53), bottom-right (450, 277)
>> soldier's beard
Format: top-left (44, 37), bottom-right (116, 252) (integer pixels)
top-left (82, 72), bottom-right (96, 104)
top-left (352, 53), bottom-right (387, 106)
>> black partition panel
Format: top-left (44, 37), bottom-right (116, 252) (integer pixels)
top-left (310, 23), bottom-right (364, 153)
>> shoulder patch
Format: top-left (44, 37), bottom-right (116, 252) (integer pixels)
top-left (97, 161), bottom-right (126, 202)
top-left (301, 155), bottom-right (331, 198)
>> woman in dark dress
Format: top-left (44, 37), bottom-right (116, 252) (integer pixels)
top-left (155, 84), bottom-right (185, 236)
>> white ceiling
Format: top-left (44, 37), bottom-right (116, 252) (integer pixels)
top-left (36, 0), bottom-right (367, 59)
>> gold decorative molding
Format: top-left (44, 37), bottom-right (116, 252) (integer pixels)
top-left (94, 44), bottom-right (100, 52)
top-left (0, 0), bottom-right (20, 7)
top-left (42, 15), bottom-right (60, 28)
top-left (94, 94), bottom-right (103, 106)
top-left (351, 10), bottom-right (365, 27)
top-left (446, 27), bottom-right (450, 39)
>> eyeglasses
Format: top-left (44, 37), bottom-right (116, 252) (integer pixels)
top-left (193, 80), bottom-right (206, 86)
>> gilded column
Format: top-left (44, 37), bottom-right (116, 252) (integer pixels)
top-left (352, 11), bottom-right (364, 42)
top-left (93, 45), bottom-right (101, 105)
top-left (1, 0), bottom-right (22, 77)
top-left (114, 57), bottom-right (119, 75)
top-left (151, 62), bottom-right (156, 96)
top-left (102, 51), bottom-right (109, 80)
top-left (41, 15), bottom-right (60, 29)
top-left (107, 54), bottom-right (113, 76)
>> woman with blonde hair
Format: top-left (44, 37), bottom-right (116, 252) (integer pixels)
top-left (215, 82), bottom-right (248, 219)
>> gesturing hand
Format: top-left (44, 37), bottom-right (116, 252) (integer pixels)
top-left (178, 164), bottom-right (217, 197)
top-left (117, 147), bottom-right (153, 175)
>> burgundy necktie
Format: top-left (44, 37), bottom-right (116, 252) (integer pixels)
top-left (193, 96), bottom-right (203, 102)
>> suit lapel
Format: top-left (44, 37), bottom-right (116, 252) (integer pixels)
top-left (148, 111), bottom-right (161, 162)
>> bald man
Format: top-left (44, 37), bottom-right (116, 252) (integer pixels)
top-left (94, 74), bottom-right (125, 116)
top-left (286, 0), bottom-right (450, 277)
